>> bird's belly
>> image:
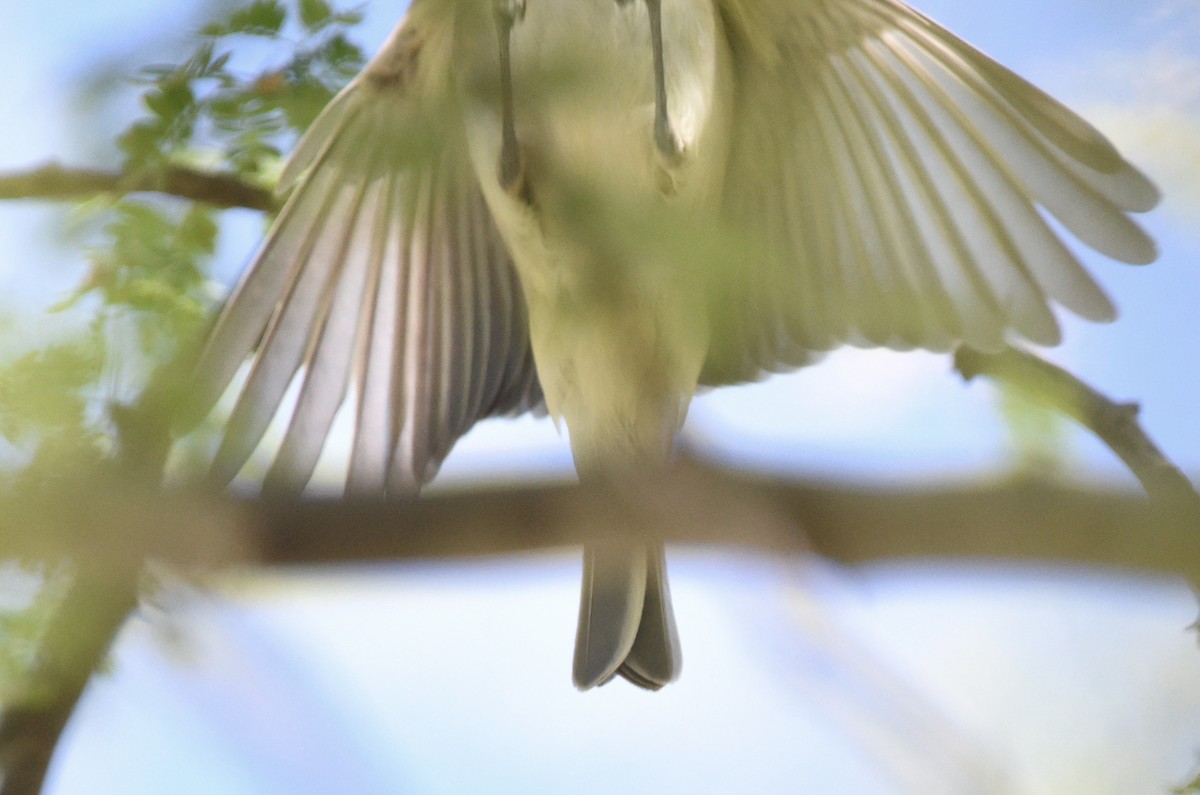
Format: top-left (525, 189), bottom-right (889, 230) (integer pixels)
top-left (458, 0), bottom-right (729, 467)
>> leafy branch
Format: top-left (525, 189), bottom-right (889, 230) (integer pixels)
top-left (0, 4), bottom-right (368, 790)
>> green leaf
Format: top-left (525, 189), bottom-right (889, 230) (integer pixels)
top-left (299, 0), bottom-right (333, 31)
top-left (144, 80), bottom-right (194, 122)
top-left (316, 32), bottom-right (365, 75)
top-left (225, 0), bottom-right (287, 36)
top-left (117, 122), bottom-right (164, 168)
top-left (177, 205), bottom-right (218, 258)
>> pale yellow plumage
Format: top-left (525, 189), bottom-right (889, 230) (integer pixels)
top-left (188, 0), bottom-right (1158, 690)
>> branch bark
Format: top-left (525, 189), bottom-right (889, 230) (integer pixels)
top-left (0, 162), bottom-right (277, 212)
top-left (243, 462), bottom-right (1199, 579)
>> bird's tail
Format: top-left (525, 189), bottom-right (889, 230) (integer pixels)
top-left (573, 540), bottom-right (680, 690)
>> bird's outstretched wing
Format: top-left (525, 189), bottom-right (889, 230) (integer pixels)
top-left (190, 19), bottom-right (542, 496)
top-left (705, 0), bottom-right (1159, 384)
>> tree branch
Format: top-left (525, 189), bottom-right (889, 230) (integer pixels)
top-left (1, 439), bottom-right (1195, 794)
top-left (4, 459), bottom-right (1196, 584)
top-left (0, 571), bottom-right (138, 795)
top-left (243, 461), bottom-right (1200, 579)
top-left (955, 345), bottom-right (1200, 518)
top-left (0, 162), bottom-right (277, 212)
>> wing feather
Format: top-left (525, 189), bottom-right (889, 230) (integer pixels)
top-left (263, 166), bottom-right (388, 494)
top-left (873, 34), bottom-right (1118, 323)
top-left (712, 0), bottom-right (1158, 381)
top-left (819, 43), bottom-right (960, 346)
top-left (346, 167), bottom-right (403, 495)
top-left (850, 32), bottom-right (1056, 345)
top-left (209, 177), bottom-right (360, 484)
top-left (192, 15), bottom-right (542, 496)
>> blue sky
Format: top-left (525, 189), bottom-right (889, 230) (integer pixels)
top-left (2, 2), bottom-right (1200, 794)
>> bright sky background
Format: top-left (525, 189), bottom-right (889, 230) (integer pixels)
top-left (2, 2), bottom-right (1199, 794)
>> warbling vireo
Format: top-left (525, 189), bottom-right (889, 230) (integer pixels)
top-left (190, 0), bottom-right (1158, 690)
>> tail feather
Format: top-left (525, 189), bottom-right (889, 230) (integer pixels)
top-left (573, 541), bottom-right (680, 690)
top-left (617, 543), bottom-right (680, 690)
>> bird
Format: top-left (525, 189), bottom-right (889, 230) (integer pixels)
top-left (186, 0), bottom-right (1158, 691)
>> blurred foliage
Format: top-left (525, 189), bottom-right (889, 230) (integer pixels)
top-left (0, 0), bottom-right (366, 481)
top-left (121, 0), bottom-right (364, 180)
top-left (0, 564), bottom-right (72, 706)
top-left (997, 381), bottom-right (1070, 477)
top-left (0, 0), bottom-right (366, 709)
top-left (0, 327), bottom-right (108, 496)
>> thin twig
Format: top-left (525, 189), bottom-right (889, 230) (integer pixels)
top-left (0, 162), bottom-right (277, 212)
top-left (955, 345), bottom-right (1200, 520)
